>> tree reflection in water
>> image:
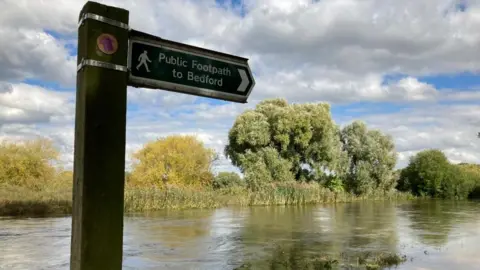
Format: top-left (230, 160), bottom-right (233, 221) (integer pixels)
top-left (234, 202), bottom-right (402, 269)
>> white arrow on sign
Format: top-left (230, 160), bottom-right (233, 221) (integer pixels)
top-left (237, 68), bottom-right (250, 92)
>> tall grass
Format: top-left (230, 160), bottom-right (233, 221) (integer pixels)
top-left (0, 184), bottom-right (71, 216)
top-left (125, 181), bottom-right (416, 212)
top-left (124, 186), bottom-right (223, 210)
top-left (1, 181), bottom-right (414, 217)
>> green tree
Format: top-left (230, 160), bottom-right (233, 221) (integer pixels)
top-left (212, 171), bottom-right (245, 189)
top-left (225, 98), bottom-right (346, 187)
top-left (398, 149), bottom-right (450, 197)
top-left (398, 149), bottom-right (475, 199)
top-left (340, 121), bottom-right (397, 195)
top-left (456, 163), bottom-right (480, 199)
top-left (129, 135), bottom-right (217, 189)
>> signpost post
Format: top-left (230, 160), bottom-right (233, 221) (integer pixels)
top-left (71, 2), bottom-right (255, 270)
top-left (71, 2), bottom-right (129, 270)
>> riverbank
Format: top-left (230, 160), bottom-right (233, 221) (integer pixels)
top-left (0, 182), bottom-right (414, 217)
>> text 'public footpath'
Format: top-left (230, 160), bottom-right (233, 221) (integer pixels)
top-left (136, 50), bottom-right (232, 87)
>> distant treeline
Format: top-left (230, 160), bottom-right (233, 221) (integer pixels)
top-left (221, 98), bottom-right (480, 199)
top-left (397, 150), bottom-right (480, 199)
top-left (1, 98), bottom-right (479, 208)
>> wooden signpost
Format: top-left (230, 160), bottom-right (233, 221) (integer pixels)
top-left (71, 1), bottom-right (255, 270)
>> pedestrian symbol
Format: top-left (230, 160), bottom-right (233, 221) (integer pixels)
top-left (136, 50), bottom-right (151, 72)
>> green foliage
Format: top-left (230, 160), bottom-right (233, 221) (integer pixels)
top-left (324, 176), bottom-right (345, 192)
top-left (398, 150), bottom-right (478, 199)
top-left (240, 147), bottom-right (295, 190)
top-left (457, 163), bottom-right (480, 199)
top-left (225, 99), bottom-right (399, 195)
top-left (225, 98), bottom-right (346, 185)
top-left (128, 135), bottom-right (217, 189)
top-left (440, 165), bottom-right (475, 199)
top-left (243, 157), bottom-right (274, 192)
top-left (398, 149), bottom-right (450, 197)
top-left (340, 121), bottom-right (397, 195)
top-left (212, 171), bottom-right (245, 189)
top-left (2, 181), bottom-right (413, 216)
top-left (124, 186), bottom-right (222, 210)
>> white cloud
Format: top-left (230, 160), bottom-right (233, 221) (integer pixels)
top-left (348, 103), bottom-right (480, 168)
top-left (0, 28), bottom-right (77, 86)
top-left (250, 71), bottom-right (445, 104)
top-left (0, 0), bottom-right (81, 34)
top-left (0, 0), bottom-right (479, 173)
top-left (0, 82), bottom-right (75, 167)
top-left (127, 86), bottom-right (197, 109)
top-left (0, 83), bottom-right (74, 125)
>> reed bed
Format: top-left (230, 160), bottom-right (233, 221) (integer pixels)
top-left (1, 182), bottom-right (414, 217)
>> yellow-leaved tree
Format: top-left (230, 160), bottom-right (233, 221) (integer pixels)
top-left (128, 135), bottom-right (217, 189)
top-left (0, 138), bottom-right (59, 190)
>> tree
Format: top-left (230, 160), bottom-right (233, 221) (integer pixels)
top-left (398, 149), bottom-right (449, 197)
top-left (212, 171), bottom-right (244, 189)
top-left (340, 121), bottom-right (397, 195)
top-left (225, 98), bottom-right (346, 186)
top-left (456, 163), bottom-right (480, 199)
top-left (128, 135), bottom-right (217, 189)
top-left (0, 138), bottom-right (59, 190)
top-left (398, 149), bottom-right (475, 199)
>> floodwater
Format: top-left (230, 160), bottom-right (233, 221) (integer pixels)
top-left (1, 200), bottom-right (479, 270)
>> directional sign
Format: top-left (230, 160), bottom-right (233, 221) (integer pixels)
top-left (127, 30), bottom-right (255, 103)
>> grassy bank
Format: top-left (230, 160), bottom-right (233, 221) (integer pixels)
top-left (0, 182), bottom-right (414, 217)
top-left (0, 184), bottom-right (72, 217)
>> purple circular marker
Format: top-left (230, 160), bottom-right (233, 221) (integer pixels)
top-left (97, 34), bottom-right (118, 54)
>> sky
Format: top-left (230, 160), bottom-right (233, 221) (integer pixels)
top-left (0, 0), bottom-right (479, 173)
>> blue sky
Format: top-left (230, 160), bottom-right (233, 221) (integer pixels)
top-left (0, 0), bottom-right (479, 171)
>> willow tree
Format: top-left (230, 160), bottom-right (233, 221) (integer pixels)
top-left (340, 121), bottom-right (397, 195)
top-left (225, 98), bottom-right (347, 188)
top-left (129, 135), bottom-right (217, 189)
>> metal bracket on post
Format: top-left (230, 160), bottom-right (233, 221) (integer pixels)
top-left (77, 59), bottom-right (128, 72)
top-left (78, 13), bottom-right (130, 29)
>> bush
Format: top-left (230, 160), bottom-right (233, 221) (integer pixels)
top-left (324, 176), bottom-right (345, 192)
top-left (212, 171), bottom-right (245, 189)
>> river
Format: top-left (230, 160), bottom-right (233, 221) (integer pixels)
top-left (1, 200), bottom-right (479, 270)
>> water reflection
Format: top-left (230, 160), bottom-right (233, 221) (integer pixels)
top-left (327, 202), bottom-right (399, 253)
top-left (0, 200), bottom-right (479, 270)
top-left (235, 202), bottom-right (402, 269)
top-left (124, 209), bottom-right (217, 269)
top-left (398, 200), bottom-right (478, 247)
